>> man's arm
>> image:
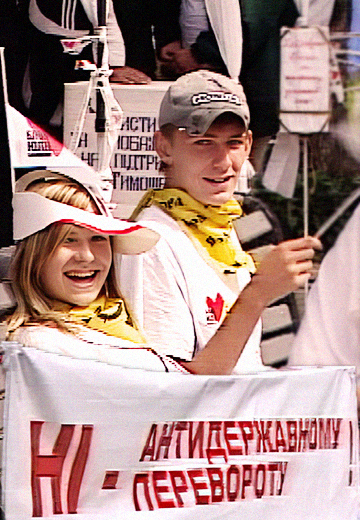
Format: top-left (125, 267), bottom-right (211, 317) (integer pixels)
top-left (171, 29), bottom-right (227, 75)
top-left (186, 236), bottom-right (322, 374)
top-left (120, 233), bottom-right (321, 374)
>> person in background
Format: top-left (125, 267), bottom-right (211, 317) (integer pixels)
top-left (0, 1), bottom-right (29, 114)
top-left (113, 0), bottom-right (183, 80)
top-left (118, 70), bottom-right (321, 374)
top-left (170, 0), bottom-right (299, 169)
top-left (22, 0), bottom-right (182, 138)
top-left (288, 203), bottom-right (360, 409)
top-left (21, 0), bottom-right (128, 137)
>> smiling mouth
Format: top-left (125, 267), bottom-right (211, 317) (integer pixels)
top-left (204, 175), bottom-right (233, 184)
top-left (65, 271), bottom-right (98, 281)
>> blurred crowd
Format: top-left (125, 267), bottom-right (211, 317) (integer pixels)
top-left (0, 0), bottom-right (353, 145)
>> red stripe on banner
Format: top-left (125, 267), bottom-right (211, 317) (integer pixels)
top-left (102, 471), bottom-right (120, 489)
top-left (31, 422), bottom-right (75, 517)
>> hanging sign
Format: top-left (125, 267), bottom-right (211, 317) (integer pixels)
top-left (280, 26), bottom-right (331, 133)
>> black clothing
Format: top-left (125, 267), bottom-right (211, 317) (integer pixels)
top-left (113, 0), bottom-right (181, 79)
top-left (191, 0), bottom-right (299, 138)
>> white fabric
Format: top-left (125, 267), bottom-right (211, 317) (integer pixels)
top-left (262, 133), bottom-right (300, 198)
top-left (97, 0), bottom-right (125, 67)
top-left (289, 203), bottom-right (360, 388)
top-left (29, 0), bottom-right (125, 66)
top-left (9, 325), bottom-right (188, 373)
top-left (205, 0), bottom-right (242, 80)
top-left (294, 0), bottom-right (336, 26)
top-left (118, 205), bottom-right (264, 373)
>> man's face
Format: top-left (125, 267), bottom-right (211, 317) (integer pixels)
top-left (157, 117), bottom-right (252, 206)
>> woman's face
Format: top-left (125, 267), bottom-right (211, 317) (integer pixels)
top-left (40, 225), bottom-right (112, 306)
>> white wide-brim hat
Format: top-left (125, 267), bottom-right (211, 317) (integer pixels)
top-left (13, 170), bottom-right (159, 254)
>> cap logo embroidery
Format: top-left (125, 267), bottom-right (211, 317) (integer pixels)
top-left (192, 92), bottom-right (243, 106)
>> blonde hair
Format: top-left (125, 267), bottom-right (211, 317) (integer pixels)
top-left (7, 173), bottom-right (118, 333)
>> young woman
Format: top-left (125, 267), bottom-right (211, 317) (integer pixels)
top-left (4, 168), bottom-right (320, 376)
top-left (4, 169), bottom-right (189, 373)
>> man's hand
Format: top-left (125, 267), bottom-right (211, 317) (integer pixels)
top-left (250, 236), bottom-right (322, 306)
top-left (110, 66), bottom-right (151, 84)
top-left (159, 41), bottom-right (182, 62)
top-left (171, 48), bottom-right (202, 74)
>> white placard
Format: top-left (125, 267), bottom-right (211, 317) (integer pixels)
top-left (2, 344), bottom-right (359, 519)
top-left (6, 105), bottom-right (96, 175)
top-left (280, 26), bottom-right (331, 134)
top-left (64, 82), bottom-right (171, 218)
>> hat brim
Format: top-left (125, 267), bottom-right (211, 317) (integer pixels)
top-left (185, 107), bottom-right (248, 136)
top-left (15, 169), bottom-right (111, 216)
top-left (13, 192), bottom-right (159, 254)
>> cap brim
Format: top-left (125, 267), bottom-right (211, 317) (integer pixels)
top-left (186, 107), bottom-right (248, 136)
top-left (13, 192), bottom-right (159, 254)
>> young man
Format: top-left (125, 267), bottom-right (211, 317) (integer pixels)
top-left (118, 70), bottom-right (321, 373)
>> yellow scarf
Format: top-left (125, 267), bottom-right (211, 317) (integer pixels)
top-left (133, 189), bottom-right (255, 274)
top-left (65, 295), bottom-right (145, 343)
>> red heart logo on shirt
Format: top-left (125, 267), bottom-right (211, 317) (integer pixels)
top-left (206, 293), bottom-right (224, 322)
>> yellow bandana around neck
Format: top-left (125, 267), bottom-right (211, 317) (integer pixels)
top-left (66, 295), bottom-right (145, 343)
top-left (134, 189), bottom-right (255, 274)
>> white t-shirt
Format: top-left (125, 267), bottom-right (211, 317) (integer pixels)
top-left (179, 0), bottom-right (209, 48)
top-left (289, 203), bottom-right (360, 386)
top-left (118, 205), bottom-right (265, 373)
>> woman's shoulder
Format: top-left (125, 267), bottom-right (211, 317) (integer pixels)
top-left (8, 324), bottom-right (188, 373)
top-left (9, 324), bottom-right (73, 351)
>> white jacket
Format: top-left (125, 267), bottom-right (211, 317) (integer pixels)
top-left (29, 0), bottom-right (125, 66)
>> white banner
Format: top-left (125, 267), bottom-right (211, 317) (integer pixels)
top-left (2, 344), bottom-right (359, 519)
